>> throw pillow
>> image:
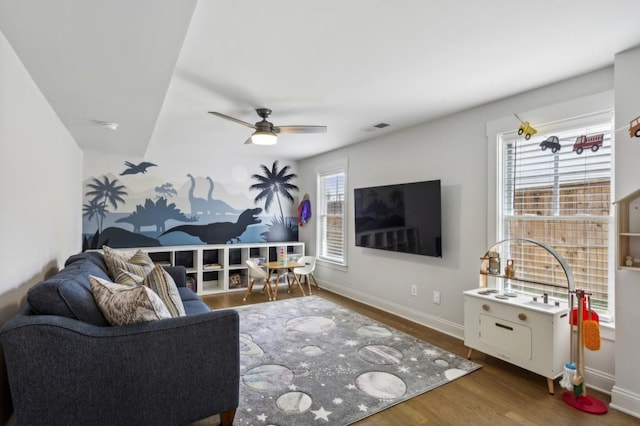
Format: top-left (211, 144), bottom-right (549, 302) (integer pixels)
top-left (102, 246), bottom-right (154, 279)
top-left (142, 265), bottom-right (186, 317)
top-left (114, 268), bottom-right (144, 286)
top-left (89, 275), bottom-right (171, 325)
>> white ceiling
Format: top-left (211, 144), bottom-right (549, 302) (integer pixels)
top-left (2, 0), bottom-right (640, 160)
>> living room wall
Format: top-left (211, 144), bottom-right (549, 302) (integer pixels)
top-left (0, 30), bottom-right (82, 423)
top-left (298, 67), bottom-right (621, 393)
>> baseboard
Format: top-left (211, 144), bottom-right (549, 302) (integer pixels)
top-left (585, 366), bottom-right (616, 395)
top-left (611, 385), bottom-right (640, 419)
top-left (320, 281), bottom-right (464, 340)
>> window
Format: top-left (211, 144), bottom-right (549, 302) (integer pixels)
top-left (498, 113), bottom-right (614, 319)
top-left (317, 168), bottom-right (346, 265)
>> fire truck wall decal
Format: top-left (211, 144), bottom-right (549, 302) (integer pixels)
top-left (573, 134), bottom-right (604, 155)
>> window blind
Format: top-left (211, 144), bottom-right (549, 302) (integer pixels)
top-left (319, 171), bottom-right (346, 263)
top-left (500, 116), bottom-right (613, 316)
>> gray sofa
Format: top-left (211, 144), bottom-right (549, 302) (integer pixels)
top-left (0, 251), bottom-right (239, 426)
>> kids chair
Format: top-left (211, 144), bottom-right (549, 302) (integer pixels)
top-left (293, 256), bottom-right (320, 295)
top-left (244, 260), bottom-right (273, 301)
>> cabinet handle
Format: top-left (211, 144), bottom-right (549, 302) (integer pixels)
top-left (482, 304), bottom-right (490, 311)
top-left (495, 322), bottom-right (513, 331)
top-left (518, 313), bottom-right (527, 321)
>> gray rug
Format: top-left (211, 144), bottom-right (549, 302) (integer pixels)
top-left (234, 296), bottom-right (480, 425)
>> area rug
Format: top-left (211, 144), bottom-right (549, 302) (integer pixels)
top-left (233, 296), bottom-right (480, 425)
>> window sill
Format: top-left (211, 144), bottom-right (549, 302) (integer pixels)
top-left (317, 258), bottom-right (348, 273)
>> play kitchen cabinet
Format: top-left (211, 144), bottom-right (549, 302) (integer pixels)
top-left (464, 238), bottom-right (573, 394)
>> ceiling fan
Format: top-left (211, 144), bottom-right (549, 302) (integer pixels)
top-left (208, 108), bottom-right (327, 145)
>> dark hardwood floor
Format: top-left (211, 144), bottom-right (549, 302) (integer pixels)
top-left (201, 288), bottom-right (639, 425)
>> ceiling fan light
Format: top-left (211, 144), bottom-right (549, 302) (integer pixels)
top-left (251, 130), bottom-right (278, 145)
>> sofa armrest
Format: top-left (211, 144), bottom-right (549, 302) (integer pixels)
top-left (162, 265), bottom-right (187, 287)
top-left (0, 310), bottom-right (239, 425)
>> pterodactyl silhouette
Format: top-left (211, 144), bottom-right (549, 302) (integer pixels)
top-left (120, 161), bottom-right (157, 176)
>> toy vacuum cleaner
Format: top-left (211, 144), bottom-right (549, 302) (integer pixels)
top-left (560, 289), bottom-right (607, 414)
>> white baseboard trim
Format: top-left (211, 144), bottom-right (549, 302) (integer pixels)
top-left (585, 366), bottom-right (616, 395)
top-left (610, 385), bottom-right (640, 419)
top-left (320, 281), bottom-right (465, 341)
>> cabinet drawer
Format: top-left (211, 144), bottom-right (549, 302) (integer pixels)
top-left (479, 314), bottom-right (532, 361)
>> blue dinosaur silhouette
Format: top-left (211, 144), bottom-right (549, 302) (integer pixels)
top-left (120, 161), bottom-right (157, 175)
top-left (116, 198), bottom-right (198, 233)
top-left (161, 208), bottom-right (262, 244)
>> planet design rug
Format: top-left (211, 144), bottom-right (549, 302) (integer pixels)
top-left (233, 296), bottom-right (481, 425)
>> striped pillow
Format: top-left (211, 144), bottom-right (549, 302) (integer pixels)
top-left (89, 275), bottom-right (171, 325)
top-left (107, 257), bottom-right (153, 279)
top-left (142, 265), bottom-right (186, 318)
top-left (114, 268), bottom-right (144, 286)
top-left (103, 246), bottom-right (154, 279)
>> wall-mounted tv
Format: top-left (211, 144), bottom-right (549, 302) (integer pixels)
top-left (354, 180), bottom-right (442, 257)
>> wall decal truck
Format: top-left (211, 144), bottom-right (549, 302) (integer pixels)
top-left (573, 133), bottom-right (604, 154)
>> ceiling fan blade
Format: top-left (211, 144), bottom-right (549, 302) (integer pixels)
top-left (208, 111), bottom-right (256, 129)
top-left (244, 137), bottom-right (253, 145)
top-left (275, 125), bottom-right (327, 134)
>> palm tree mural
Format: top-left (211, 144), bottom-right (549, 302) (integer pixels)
top-left (82, 198), bottom-right (108, 233)
top-left (250, 161), bottom-right (299, 222)
top-left (250, 161), bottom-right (299, 242)
top-left (85, 176), bottom-right (128, 232)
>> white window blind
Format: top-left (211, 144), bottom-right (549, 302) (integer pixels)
top-left (318, 171), bottom-right (346, 264)
top-left (499, 114), bottom-right (613, 317)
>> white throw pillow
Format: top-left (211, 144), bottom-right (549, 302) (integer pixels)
top-left (89, 275), bottom-right (171, 325)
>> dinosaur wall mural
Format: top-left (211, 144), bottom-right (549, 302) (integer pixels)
top-left (187, 173), bottom-right (209, 216)
top-left (120, 161), bottom-right (157, 176)
top-left (160, 207), bottom-right (262, 244)
top-left (82, 159), bottom-right (299, 250)
top-left (115, 197), bottom-right (198, 233)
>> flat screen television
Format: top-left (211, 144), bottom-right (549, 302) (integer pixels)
top-left (354, 179), bottom-right (442, 257)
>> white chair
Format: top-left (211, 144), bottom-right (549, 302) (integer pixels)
top-left (293, 256), bottom-right (319, 295)
top-left (244, 260), bottom-right (273, 301)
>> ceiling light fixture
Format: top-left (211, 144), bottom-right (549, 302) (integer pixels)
top-left (251, 130), bottom-right (278, 145)
top-left (99, 121), bottom-right (119, 130)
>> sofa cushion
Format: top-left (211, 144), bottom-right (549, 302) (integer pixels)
top-left (177, 287), bottom-right (211, 315)
top-left (89, 275), bottom-right (171, 325)
top-left (178, 286), bottom-right (202, 302)
top-left (181, 299), bottom-right (213, 315)
top-left (65, 251), bottom-right (109, 273)
top-left (28, 258), bottom-right (111, 326)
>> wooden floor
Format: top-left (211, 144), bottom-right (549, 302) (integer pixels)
top-left (201, 287), bottom-right (640, 425)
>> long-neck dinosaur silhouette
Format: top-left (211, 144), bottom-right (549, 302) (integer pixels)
top-left (206, 176), bottom-right (214, 202)
top-left (187, 174), bottom-right (209, 216)
top-left (205, 176), bottom-right (242, 215)
top-left (161, 208), bottom-right (262, 244)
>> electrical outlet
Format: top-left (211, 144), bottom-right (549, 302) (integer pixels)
top-left (411, 284), bottom-right (417, 296)
top-left (433, 290), bottom-right (441, 305)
